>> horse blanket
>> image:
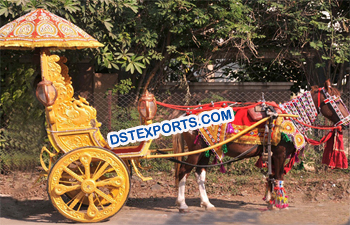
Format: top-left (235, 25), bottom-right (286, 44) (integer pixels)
top-left (198, 107), bottom-right (306, 162)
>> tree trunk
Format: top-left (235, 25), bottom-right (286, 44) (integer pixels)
top-left (337, 63), bottom-right (345, 92)
top-left (143, 57), bottom-right (167, 93)
top-left (133, 68), bottom-right (148, 105)
top-left (143, 31), bottom-right (171, 94)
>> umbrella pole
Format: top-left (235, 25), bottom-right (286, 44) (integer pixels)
top-left (40, 48), bottom-right (49, 80)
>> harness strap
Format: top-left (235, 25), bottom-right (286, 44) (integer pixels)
top-left (156, 144), bottom-right (258, 168)
top-left (319, 87), bottom-right (350, 126)
top-left (318, 88), bottom-right (322, 110)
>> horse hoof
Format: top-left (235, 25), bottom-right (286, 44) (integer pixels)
top-left (206, 206), bottom-right (217, 211)
top-left (267, 204), bottom-right (275, 210)
top-left (179, 208), bottom-right (190, 213)
top-left (201, 202), bottom-right (216, 211)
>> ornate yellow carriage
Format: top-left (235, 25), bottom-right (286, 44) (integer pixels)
top-left (0, 9), bottom-right (158, 222)
top-left (38, 48), bottom-right (156, 222)
top-left (1, 9), bottom-right (301, 222)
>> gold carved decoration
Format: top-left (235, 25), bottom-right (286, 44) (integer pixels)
top-left (41, 49), bottom-right (105, 154)
top-left (42, 49), bottom-right (98, 131)
top-left (58, 133), bottom-right (94, 150)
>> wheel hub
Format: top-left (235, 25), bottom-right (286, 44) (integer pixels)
top-left (81, 179), bottom-right (96, 194)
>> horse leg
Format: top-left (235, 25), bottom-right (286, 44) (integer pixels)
top-left (176, 172), bottom-right (189, 212)
top-left (267, 141), bottom-right (295, 209)
top-left (195, 156), bottom-right (216, 210)
top-left (176, 154), bottom-right (200, 212)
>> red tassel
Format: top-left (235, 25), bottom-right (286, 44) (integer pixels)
top-left (322, 128), bottom-right (348, 169)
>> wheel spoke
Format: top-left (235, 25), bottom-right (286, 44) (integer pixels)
top-left (72, 161), bottom-right (84, 176)
top-left (68, 191), bottom-right (85, 209)
top-left (54, 184), bottom-right (81, 195)
top-left (92, 161), bottom-right (102, 179)
top-left (95, 188), bottom-right (117, 204)
top-left (96, 177), bottom-right (123, 188)
top-left (102, 167), bottom-right (115, 175)
top-left (92, 161), bottom-right (109, 181)
top-left (77, 195), bottom-right (85, 212)
top-left (59, 180), bottom-right (79, 184)
top-left (87, 194), bottom-right (99, 218)
top-left (80, 154), bottom-right (92, 179)
top-left (61, 174), bottom-right (79, 180)
top-left (95, 195), bottom-right (105, 209)
top-left (63, 167), bottom-right (84, 182)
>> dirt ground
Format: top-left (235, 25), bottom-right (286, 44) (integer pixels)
top-left (1, 169), bottom-right (350, 225)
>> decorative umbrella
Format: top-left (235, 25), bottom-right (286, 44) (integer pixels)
top-left (0, 8), bottom-right (103, 49)
top-left (0, 8), bottom-right (103, 105)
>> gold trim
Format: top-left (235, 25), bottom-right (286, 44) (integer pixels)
top-left (0, 40), bottom-right (103, 50)
top-left (226, 117), bottom-right (283, 146)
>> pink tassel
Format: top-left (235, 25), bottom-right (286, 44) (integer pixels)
top-left (194, 134), bottom-right (200, 145)
top-left (220, 164), bottom-right (226, 173)
top-left (213, 156), bottom-right (217, 165)
top-left (295, 153), bottom-right (300, 163)
top-left (226, 123), bottom-right (234, 134)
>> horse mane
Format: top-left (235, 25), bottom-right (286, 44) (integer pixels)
top-left (310, 80), bottom-right (340, 97)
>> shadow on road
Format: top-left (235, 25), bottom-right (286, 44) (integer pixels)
top-left (0, 196), bottom-right (70, 223)
top-left (126, 196), bottom-right (266, 211)
top-left (1, 195), bottom-right (266, 224)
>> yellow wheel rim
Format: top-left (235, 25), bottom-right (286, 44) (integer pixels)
top-left (48, 147), bottom-right (130, 222)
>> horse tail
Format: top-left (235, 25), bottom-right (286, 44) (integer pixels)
top-left (173, 133), bottom-right (184, 189)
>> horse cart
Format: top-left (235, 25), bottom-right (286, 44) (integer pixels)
top-left (2, 9), bottom-right (350, 223)
top-left (35, 59), bottom-right (297, 222)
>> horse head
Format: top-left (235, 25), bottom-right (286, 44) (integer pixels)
top-left (311, 79), bottom-right (350, 129)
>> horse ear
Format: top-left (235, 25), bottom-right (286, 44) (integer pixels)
top-left (311, 85), bottom-right (318, 92)
top-left (324, 79), bottom-right (332, 92)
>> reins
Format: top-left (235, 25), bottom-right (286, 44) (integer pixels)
top-left (291, 118), bottom-right (341, 130)
top-left (318, 88), bottom-right (322, 110)
top-left (155, 144), bottom-right (258, 168)
top-left (156, 100), bottom-right (263, 115)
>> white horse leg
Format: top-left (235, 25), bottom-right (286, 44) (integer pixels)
top-left (195, 169), bottom-right (216, 210)
top-left (176, 175), bottom-right (189, 212)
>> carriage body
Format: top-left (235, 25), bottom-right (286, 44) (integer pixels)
top-left (38, 49), bottom-right (156, 222)
top-left (40, 49), bottom-right (152, 159)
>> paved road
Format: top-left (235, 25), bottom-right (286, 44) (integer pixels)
top-left (1, 195), bottom-right (350, 225)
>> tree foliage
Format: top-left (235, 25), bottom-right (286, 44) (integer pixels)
top-left (0, 0), bottom-right (349, 172)
top-left (0, 0), bottom-right (349, 105)
top-left (0, 0), bottom-right (261, 98)
top-left (250, 0), bottom-right (350, 90)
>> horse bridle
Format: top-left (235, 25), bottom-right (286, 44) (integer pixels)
top-left (317, 87), bottom-right (350, 126)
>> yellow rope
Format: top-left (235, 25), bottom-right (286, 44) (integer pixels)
top-left (145, 114), bottom-right (298, 159)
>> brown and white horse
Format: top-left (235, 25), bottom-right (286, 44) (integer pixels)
top-left (173, 80), bottom-right (350, 212)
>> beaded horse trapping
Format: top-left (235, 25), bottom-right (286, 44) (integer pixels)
top-left (320, 88), bottom-right (350, 127)
top-left (280, 91), bottom-right (318, 134)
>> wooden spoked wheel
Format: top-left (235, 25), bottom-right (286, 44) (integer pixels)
top-left (63, 161), bottom-right (110, 206)
top-left (48, 147), bottom-right (130, 222)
